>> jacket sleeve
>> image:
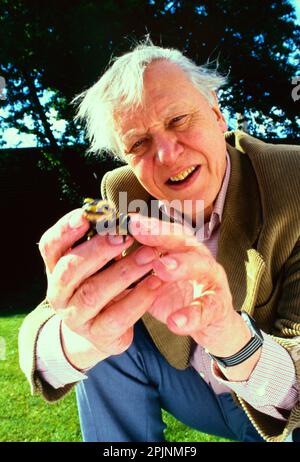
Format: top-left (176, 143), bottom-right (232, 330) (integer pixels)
top-left (236, 238), bottom-right (300, 442)
top-left (18, 299), bottom-right (77, 402)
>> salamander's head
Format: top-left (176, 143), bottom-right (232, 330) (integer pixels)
top-left (82, 198), bottom-right (116, 229)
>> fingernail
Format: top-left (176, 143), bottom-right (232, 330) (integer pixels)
top-left (107, 234), bottom-right (125, 245)
top-left (172, 314), bottom-right (187, 327)
top-left (69, 210), bottom-right (84, 229)
top-left (147, 276), bottom-right (162, 290)
top-left (159, 256), bottom-right (178, 270)
top-left (135, 247), bottom-right (156, 265)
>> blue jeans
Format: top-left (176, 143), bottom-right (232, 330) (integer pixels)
top-left (75, 320), bottom-right (264, 442)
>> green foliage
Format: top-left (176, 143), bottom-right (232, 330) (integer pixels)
top-left (0, 310), bottom-right (230, 442)
top-left (0, 311), bottom-right (82, 441)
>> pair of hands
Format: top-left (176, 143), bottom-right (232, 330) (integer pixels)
top-left (39, 208), bottom-right (251, 374)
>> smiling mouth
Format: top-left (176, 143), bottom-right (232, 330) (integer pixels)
top-left (166, 165), bottom-right (200, 185)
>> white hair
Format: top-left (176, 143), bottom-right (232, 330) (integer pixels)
top-left (73, 39), bottom-right (227, 161)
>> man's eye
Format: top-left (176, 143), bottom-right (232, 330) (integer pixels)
top-left (170, 115), bottom-right (188, 126)
top-left (131, 138), bottom-right (146, 152)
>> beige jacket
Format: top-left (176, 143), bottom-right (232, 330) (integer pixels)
top-left (19, 131), bottom-right (300, 442)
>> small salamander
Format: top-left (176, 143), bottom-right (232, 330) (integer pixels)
top-left (82, 198), bottom-right (131, 240)
top-left (81, 199), bottom-right (162, 288)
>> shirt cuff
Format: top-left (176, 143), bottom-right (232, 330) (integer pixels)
top-left (211, 332), bottom-right (299, 409)
top-left (36, 315), bottom-right (88, 389)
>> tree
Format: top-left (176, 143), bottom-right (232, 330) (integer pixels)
top-left (0, 0), bottom-right (299, 149)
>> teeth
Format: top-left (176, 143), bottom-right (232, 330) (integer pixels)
top-left (169, 166), bottom-right (196, 182)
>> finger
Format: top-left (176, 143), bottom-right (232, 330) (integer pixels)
top-left (60, 246), bottom-right (160, 328)
top-left (128, 215), bottom-right (201, 251)
top-left (148, 280), bottom-right (196, 324)
top-left (89, 274), bottom-right (164, 343)
top-left (105, 288), bottom-right (133, 307)
top-left (152, 250), bottom-right (223, 287)
top-left (47, 234), bottom-right (134, 307)
top-left (39, 208), bottom-right (90, 273)
top-left (96, 326), bottom-right (135, 356)
top-left (166, 295), bottom-right (218, 338)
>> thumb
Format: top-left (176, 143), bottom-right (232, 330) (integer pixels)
top-left (167, 302), bottom-right (204, 335)
top-left (167, 292), bottom-right (216, 335)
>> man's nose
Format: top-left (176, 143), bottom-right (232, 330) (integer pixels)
top-left (154, 132), bottom-right (183, 165)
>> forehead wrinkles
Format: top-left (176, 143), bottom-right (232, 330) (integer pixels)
top-left (115, 108), bottom-right (149, 143)
top-left (117, 98), bottom-right (169, 142)
top-left (115, 62), bottom-right (203, 144)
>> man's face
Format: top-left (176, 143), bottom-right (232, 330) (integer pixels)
top-left (115, 60), bottom-right (228, 221)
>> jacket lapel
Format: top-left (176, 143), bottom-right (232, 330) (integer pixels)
top-left (217, 144), bottom-right (266, 314)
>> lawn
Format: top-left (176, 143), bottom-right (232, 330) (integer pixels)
top-left (0, 309), bottom-right (230, 442)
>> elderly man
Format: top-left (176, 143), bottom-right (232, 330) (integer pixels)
top-left (19, 42), bottom-right (300, 443)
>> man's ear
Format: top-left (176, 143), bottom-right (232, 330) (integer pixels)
top-left (211, 91), bottom-right (228, 133)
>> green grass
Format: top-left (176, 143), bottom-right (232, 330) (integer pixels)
top-left (0, 310), bottom-right (230, 442)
